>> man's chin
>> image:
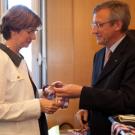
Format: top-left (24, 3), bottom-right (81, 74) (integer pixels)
top-left (96, 41), bottom-right (104, 46)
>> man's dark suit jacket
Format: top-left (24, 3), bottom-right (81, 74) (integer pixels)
top-left (79, 35), bottom-right (135, 135)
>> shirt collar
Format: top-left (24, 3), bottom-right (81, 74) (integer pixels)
top-left (109, 34), bottom-right (126, 53)
top-left (0, 43), bottom-right (24, 67)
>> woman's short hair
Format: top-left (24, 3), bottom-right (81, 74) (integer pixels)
top-left (0, 5), bottom-right (42, 40)
top-left (93, 0), bottom-right (131, 32)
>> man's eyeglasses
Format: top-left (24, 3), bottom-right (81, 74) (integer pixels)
top-left (91, 20), bottom-right (114, 29)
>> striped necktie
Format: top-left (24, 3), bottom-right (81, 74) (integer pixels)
top-left (104, 49), bottom-right (112, 66)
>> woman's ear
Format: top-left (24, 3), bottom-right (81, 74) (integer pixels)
top-left (10, 30), bottom-right (20, 38)
top-left (10, 31), bottom-right (16, 37)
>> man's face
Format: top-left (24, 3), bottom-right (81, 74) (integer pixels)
top-left (91, 8), bottom-right (119, 47)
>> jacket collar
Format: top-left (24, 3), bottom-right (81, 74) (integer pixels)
top-left (0, 43), bottom-right (23, 67)
top-left (94, 35), bottom-right (129, 85)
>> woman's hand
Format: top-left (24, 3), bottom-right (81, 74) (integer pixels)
top-left (39, 98), bottom-right (60, 114)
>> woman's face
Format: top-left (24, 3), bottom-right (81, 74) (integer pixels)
top-left (11, 28), bottom-right (38, 50)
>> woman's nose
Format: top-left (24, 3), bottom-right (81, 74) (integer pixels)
top-left (31, 32), bottom-right (36, 40)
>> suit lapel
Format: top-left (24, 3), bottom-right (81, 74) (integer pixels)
top-left (98, 52), bottom-right (121, 82)
top-left (92, 48), bottom-right (105, 85)
top-left (94, 36), bottom-right (128, 85)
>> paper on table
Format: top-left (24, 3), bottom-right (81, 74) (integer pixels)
top-left (117, 115), bottom-right (135, 122)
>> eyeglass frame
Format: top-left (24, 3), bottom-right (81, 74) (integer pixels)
top-left (91, 20), bottom-right (115, 29)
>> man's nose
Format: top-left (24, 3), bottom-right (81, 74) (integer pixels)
top-left (91, 26), bottom-right (98, 34)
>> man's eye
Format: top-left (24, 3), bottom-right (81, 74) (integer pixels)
top-left (97, 23), bottom-right (103, 28)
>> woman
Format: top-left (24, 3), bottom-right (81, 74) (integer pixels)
top-left (0, 5), bottom-right (60, 135)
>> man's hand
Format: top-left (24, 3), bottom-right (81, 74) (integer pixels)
top-left (54, 84), bottom-right (83, 98)
top-left (76, 109), bottom-right (89, 131)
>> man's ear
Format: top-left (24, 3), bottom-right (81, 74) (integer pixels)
top-left (114, 20), bottom-right (123, 31)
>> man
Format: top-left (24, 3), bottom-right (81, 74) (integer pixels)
top-left (54, 1), bottom-right (135, 135)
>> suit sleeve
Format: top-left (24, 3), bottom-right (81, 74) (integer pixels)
top-left (79, 49), bottom-right (135, 115)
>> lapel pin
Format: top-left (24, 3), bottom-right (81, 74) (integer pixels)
top-left (114, 59), bottom-right (118, 62)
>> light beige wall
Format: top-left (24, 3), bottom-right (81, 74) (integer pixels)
top-left (46, 0), bottom-right (135, 129)
top-left (46, 0), bottom-right (79, 128)
top-left (46, 0), bottom-right (74, 84)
